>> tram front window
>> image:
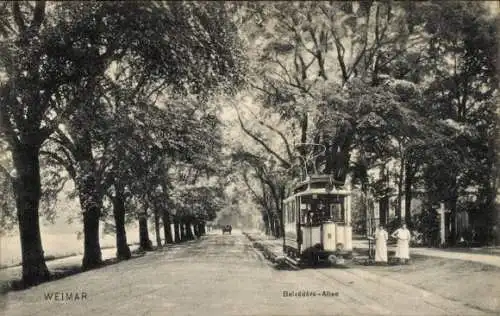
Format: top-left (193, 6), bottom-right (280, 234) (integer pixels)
top-left (330, 203), bottom-right (345, 223)
top-left (300, 200), bottom-right (345, 225)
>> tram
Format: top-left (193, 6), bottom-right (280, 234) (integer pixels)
top-left (282, 143), bottom-right (353, 267)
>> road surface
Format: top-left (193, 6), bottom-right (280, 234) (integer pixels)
top-left (0, 230), bottom-right (491, 316)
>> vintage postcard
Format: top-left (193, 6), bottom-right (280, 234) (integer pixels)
top-left (1, 1), bottom-right (499, 315)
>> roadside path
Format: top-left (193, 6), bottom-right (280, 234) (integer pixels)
top-left (352, 240), bottom-right (500, 268)
top-left (244, 230), bottom-right (500, 268)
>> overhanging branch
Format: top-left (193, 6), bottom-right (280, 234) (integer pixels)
top-left (245, 111), bottom-right (294, 163)
top-left (232, 104), bottom-right (291, 169)
top-left (12, 3), bottom-right (26, 33)
top-left (40, 149), bottom-right (76, 179)
top-left (31, 1), bottom-right (46, 31)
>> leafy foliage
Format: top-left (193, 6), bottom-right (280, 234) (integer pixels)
top-left (226, 1), bottom-right (497, 242)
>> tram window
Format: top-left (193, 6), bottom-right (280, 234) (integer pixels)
top-left (329, 204), bottom-right (345, 223)
top-left (300, 206), bottom-right (308, 224)
top-left (340, 204), bottom-right (345, 222)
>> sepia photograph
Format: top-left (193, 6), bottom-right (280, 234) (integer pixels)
top-left (0, 1), bottom-right (499, 315)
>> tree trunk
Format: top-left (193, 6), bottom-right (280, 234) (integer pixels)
top-left (180, 220), bottom-right (188, 241)
top-left (139, 207), bottom-right (153, 251)
top-left (77, 164), bottom-right (102, 270)
top-left (186, 220), bottom-right (194, 240)
top-left (73, 133), bottom-right (103, 270)
top-left (278, 206), bottom-right (284, 238)
top-left (273, 218), bottom-right (277, 238)
top-left (111, 190), bottom-right (131, 260)
top-left (193, 223), bottom-right (199, 238)
top-left (268, 217), bottom-right (273, 236)
top-left (185, 223), bottom-right (190, 240)
top-left (396, 158), bottom-right (404, 222)
top-left (154, 206), bottom-right (162, 247)
top-left (275, 217), bottom-right (281, 238)
top-left (277, 217), bottom-right (282, 238)
top-left (181, 223), bottom-right (186, 241)
top-left (379, 196), bottom-right (388, 226)
top-left (82, 206), bottom-right (102, 270)
top-left (492, 117), bottom-right (500, 245)
top-left (449, 194), bottom-right (458, 246)
top-left (361, 188), bottom-right (368, 236)
top-left (263, 213), bottom-right (270, 235)
top-left (12, 144), bottom-right (50, 286)
top-left (185, 221), bottom-right (191, 240)
top-left (379, 163), bottom-right (389, 226)
top-left (404, 161), bottom-right (415, 228)
top-left (174, 218), bottom-right (181, 243)
top-left (270, 217), bottom-right (275, 237)
top-left (162, 211), bottom-right (173, 244)
top-left (197, 223), bottom-right (205, 236)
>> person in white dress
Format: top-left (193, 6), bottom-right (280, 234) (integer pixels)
top-left (374, 224), bottom-right (388, 264)
top-left (391, 223), bottom-right (411, 264)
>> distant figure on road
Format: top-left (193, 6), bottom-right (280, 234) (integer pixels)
top-left (374, 224), bottom-right (388, 264)
top-left (222, 225), bottom-right (232, 235)
top-left (391, 223), bottom-right (411, 264)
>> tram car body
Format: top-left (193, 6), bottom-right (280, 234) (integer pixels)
top-left (282, 175), bottom-right (352, 266)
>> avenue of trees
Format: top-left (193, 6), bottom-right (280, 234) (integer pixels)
top-left (0, 1), bottom-right (244, 286)
top-left (0, 1), bottom-right (498, 288)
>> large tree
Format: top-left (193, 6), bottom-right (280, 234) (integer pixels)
top-left (0, 1), bottom-right (244, 284)
top-left (418, 1), bottom-right (498, 244)
top-left (228, 2), bottom-right (497, 243)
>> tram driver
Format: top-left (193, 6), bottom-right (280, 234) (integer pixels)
top-left (308, 211), bottom-right (316, 225)
top-left (318, 202), bottom-right (329, 221)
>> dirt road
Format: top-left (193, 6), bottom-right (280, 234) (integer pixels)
top-left (0, 231), bottom-right (490, 316)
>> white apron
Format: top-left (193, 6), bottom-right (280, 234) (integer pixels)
top-left (374, 229), bottom-right (388, 262)
top-left (393, 228), bottom-right (411, 259)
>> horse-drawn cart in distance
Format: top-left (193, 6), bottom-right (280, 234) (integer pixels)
top-left (222, 225), bottom-right (232, 235)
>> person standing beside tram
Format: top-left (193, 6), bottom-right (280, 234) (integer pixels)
top-left (391, 223), bottom-right (411, 264)
top-left (373, 224), bottom-right (388, 264)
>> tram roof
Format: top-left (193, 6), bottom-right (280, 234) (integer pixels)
top-left (283, 188), bottom-right (351, 202)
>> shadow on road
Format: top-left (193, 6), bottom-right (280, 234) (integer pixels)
top-left (2, 236), bottom-right (212, 294)
top-left (4, 250), bottom-right (147, 293)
